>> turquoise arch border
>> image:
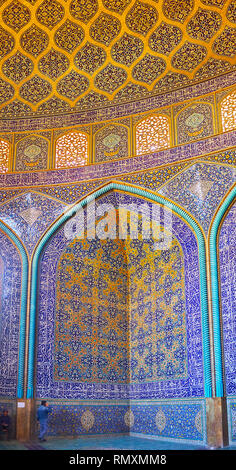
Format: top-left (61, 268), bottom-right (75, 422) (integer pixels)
top-left (26, 182), bottom-right (212, 398)
top-left (209, 185), bottom-right (236, 398)
top-left (0, 221), bottom-right (28, 399)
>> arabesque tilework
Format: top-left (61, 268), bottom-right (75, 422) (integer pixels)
top-left (55, 235), bottom-right (129, 385)
top-left (0, 154), bottom-right (235, 214)
top-left (1, 77), bottom-right (234, 174)
top-left (128, 235), bottom-right (187, 383)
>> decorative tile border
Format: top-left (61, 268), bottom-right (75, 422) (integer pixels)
top-left (0, 132), bottom-right (235, 189)
top-left (129, 399), bottom-right (207, 445)
top-left (33, 398), bottom-right (206, 444)
top-left (35, 399), bottom-right (129, 437)
top-left (0, 222), bottom-right (28, 399)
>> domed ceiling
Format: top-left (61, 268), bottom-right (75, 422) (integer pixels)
top-left (0, 0), bottom-right (235, 118)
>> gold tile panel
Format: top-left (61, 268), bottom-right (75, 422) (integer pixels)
top-left (0, 0), bottom-right (235, 117)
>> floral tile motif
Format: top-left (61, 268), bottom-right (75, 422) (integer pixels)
top-left (162, 0), bottom-right (194, 23)
top-left (2, 0), bottom-right (31, 32)
top-left (0, 25), bottom-right (15, 59)
top-left (20, 24), bottom-right (49, 57)
top-left (186, 8), bottom-right (222, 42)
top-left (2, 51), bottom-right (33, 83)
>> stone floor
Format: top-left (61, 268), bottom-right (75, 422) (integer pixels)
top-left (0, 434), bottom-right (235, 450)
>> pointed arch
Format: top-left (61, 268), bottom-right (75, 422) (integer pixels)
top-left (208, 184), bottom-right (236, 397)
top-left (0, 221), bottom-right (28, 399)
top-left (26, 182), bottom-right (212, 399)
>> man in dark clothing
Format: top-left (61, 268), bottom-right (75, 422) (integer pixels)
top-left (0, 410), bottom-right (10, 439)
top-left (37, 401), bottom-right (51, 442)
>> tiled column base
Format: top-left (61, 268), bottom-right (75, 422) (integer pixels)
top-left (206, 398), bottom-right (228, 448)
top-left (16, 399), bottom-right (35, 442)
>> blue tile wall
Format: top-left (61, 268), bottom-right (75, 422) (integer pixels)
top-left (34, 398), bottom-right (206, 444)
top-left (0, 232), bottom-right (21, 398)
top-left (129, 399), bottom-right (206, 445)
top-left (219, 203), bottom-right (236, 396)
top-left (35, 400), bottom-right (129, 437)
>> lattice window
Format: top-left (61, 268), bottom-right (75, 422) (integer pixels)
top-left (0, 139), bottom-right (10, 173)
top-left (55, 131), bottom-right (88, 169)
top-left (221, 91), bottom-right (236, 132)
top-left (135, 114), bottom-right (170, 156)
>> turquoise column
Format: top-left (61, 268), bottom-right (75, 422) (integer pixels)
top-left (0, 222), bottom-right (28, 399)
top-left (209, 185), bottom-right (236, 397)
top-left (26, 182), bottom-right (212, 398)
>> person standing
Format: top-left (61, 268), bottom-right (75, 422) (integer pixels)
top-left (37, 401), bottom-right (51, 442)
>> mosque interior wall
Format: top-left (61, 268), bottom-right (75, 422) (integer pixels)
top-left (0, 75), bottom-right (235, 447)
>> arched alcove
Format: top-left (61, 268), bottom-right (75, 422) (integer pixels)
top-left (28, 185), bottom-right (209, 441)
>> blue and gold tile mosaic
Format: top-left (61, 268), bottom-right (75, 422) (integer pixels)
top-left (36, 191), bottom-right (204, 401)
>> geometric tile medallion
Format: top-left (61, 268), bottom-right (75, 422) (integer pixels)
top-left (19, 207), bottom-right (42, 226)
top-left (0, 191), bottom-right (67, 254)
top-left (158, 162), bottom-right (236, 232)
top-left (188, 179), bottom-right (214, 201)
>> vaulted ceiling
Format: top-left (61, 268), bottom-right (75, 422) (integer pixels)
top-left (0, 0), bottom-right (235, 118)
